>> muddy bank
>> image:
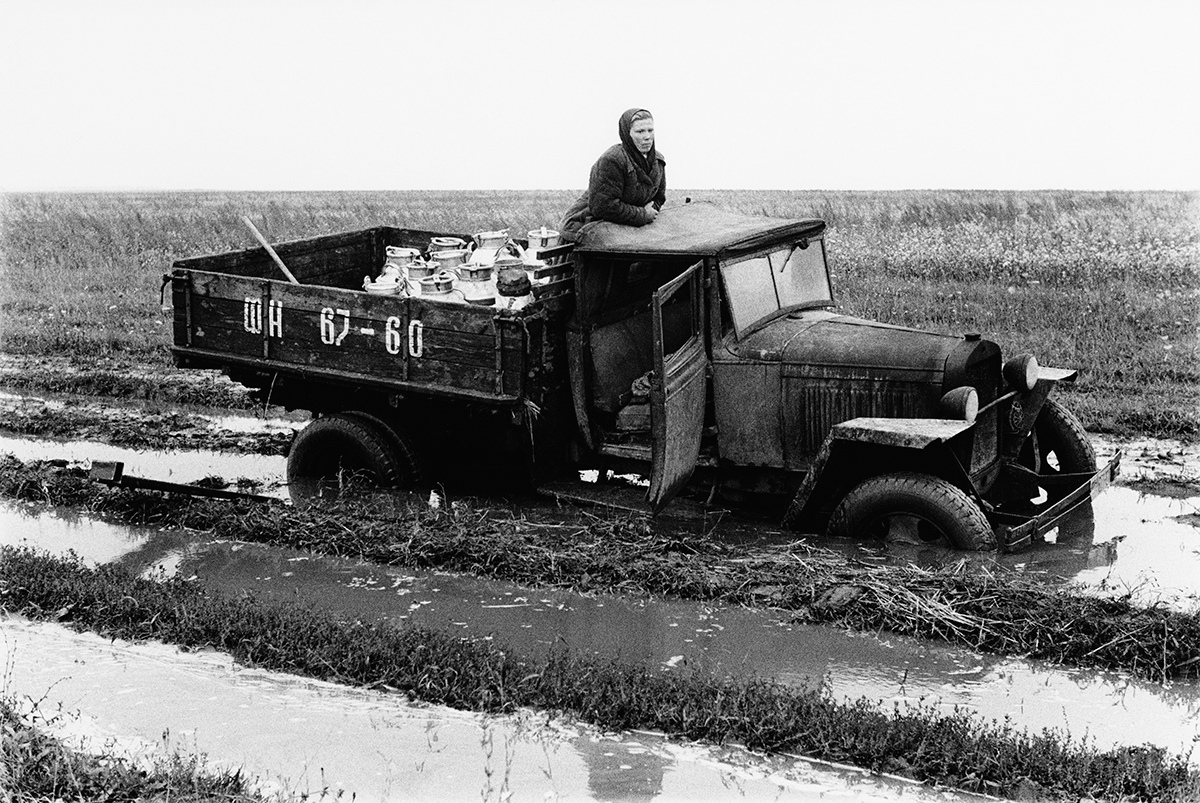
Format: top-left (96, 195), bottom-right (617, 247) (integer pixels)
top-left (0, 353), bottom-right (257, 409)
top-left (0, 390), bottom-right (297, 454)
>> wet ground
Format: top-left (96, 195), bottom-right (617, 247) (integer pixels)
top-left (1, 426), bottom-right (1198, 800)
top-left (4, 614), bottom-right (998, 803)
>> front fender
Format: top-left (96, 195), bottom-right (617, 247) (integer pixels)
top-left (781, 417), bottom-right (976, 531)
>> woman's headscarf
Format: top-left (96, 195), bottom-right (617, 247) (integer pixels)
top-left (618, 107), bottom-right (659, 187)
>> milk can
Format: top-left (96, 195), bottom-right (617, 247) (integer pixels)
top-left (384, 246), bottom-right (422, 272)
top-left (525, 226), bottom-right (559, 258)
top-left (457, 263), bottom-right (497, 306)
top-left (495, 267), bottom-right (532, 312)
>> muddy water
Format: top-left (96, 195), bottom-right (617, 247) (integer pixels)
top-left (0, 434), bottom-right (288, 497)
top-left (5, 617), bottom-right (969, 802)
top-left (4, 487), bottom-right (1200, 766)
top-left (2, 433), bottom-right (1197, 604)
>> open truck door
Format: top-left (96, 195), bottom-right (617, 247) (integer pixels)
top-left (647, 261), bottom-right (708, 512)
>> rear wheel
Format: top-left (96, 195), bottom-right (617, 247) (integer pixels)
top-left (827, 472), bottom-right (996, 551)
top-left (287, 412), bottom-right (421, 498)
top-left (340, 410), bottom-right (425, 485)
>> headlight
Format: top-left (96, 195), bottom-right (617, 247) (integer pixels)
top-left (1003, 354), bottom-right (1039, 392)
top-left (940, 386), bottom-right (979, 423)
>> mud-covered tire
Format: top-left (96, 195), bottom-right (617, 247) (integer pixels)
top-left (827, 472), bottom-right (997, 551)
top-left (1025, 398), bottom-right (1097, 475)
top-left (287, 412), bottom-right (418, 492)
top-left (339, 410), bottom-right (424, 486)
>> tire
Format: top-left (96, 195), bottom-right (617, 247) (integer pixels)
top-left (1022, 398), bottom-right (1097, 476)
top-left (826, 472), bottom-right (997, 551)
top-left (287, 412), bottom-right (418, 496)
top-left (340, 410), bottom-right (424, 486)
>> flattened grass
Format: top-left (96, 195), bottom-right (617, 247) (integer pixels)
top-left (3, 546), bottom-right (1197, 802)
top-left (4, 455), bottom-right (1200, 685)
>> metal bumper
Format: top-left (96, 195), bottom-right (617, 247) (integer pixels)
top-left (993, 450), bottom-right (1122, 551)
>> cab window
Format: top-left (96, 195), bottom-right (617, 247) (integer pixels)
top-left (719, 238), bottom-right (832, 338)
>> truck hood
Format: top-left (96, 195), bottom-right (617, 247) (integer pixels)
top-left (722, 311), bottom-right (975, 381)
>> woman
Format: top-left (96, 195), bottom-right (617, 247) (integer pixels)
top-left (559, 108), bottom-right (666, 242)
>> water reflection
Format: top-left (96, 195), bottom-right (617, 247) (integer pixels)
top-left (1, 616), bottom-right (970, 802)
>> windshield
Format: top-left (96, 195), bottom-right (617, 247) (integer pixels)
top-left (719, 238), bottom-right (832, 337)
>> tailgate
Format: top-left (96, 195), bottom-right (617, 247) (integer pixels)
top-left (170, 270), bottom-right (534, 402)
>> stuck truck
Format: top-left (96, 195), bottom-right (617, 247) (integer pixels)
top-left (167, 202), bottom-right (1117, 551)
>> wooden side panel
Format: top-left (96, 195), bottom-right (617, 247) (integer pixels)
top-left (173, 226), bottom-right (471, 289)
top-left (179, 271), bottom-right (526, 399)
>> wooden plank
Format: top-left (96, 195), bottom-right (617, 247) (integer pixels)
top-left (190, 319), bottom-right (513, 394)
top-left (176, 228), bottom-right (382, 282)
top-left (532, 276), bottom-right (574, 300)
top-left (535, 243), bottom-right (574, 263)
top-left (190, 296), bottom-right (509, 370)
top-left (187, 290), bottom-right (525, 396)
top-left (173, 346), bottom-right (523, 404)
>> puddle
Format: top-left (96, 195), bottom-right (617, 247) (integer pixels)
top-left (5, 499), bottom-right (1200, 768)
top-left (0, 435), bottom-right (287, 496)
top-left (1, 616), bottom-right (981, 802)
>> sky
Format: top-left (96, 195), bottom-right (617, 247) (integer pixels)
top-left (1, 0), bottom-right (1197, 192)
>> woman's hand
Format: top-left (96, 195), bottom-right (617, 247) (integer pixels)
top-left (644, 203), bottom-right (659, 222)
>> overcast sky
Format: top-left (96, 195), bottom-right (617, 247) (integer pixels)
top-left (2, 0), bottom-right (1197, 192)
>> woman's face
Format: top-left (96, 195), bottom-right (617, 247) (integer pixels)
top-left (629, 117), bottom-right (655, 154)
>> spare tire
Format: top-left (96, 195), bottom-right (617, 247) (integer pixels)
top-left (287, 412), bottom-right (417, 496)
top-left (827, 472), bottom-right (996, 551)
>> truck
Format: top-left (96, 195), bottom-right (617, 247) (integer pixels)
top-left (167, 201), bottom-right (1117, 551)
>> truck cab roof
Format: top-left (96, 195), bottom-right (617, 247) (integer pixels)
top-left (573, 201), bottom-right (826, 259)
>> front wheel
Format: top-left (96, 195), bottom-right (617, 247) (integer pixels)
top-left (1021, 398), bottom-right (1097, 477)
top-left (826, 472), bottom-right (996, 551)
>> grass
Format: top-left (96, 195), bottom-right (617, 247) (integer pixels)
top-left (4, 455), bottom-right (1200, 686)
top-left (0, 695), bottom-right (266, 802)
top-left (1, 189), bottom-right (1196, 437)
top-left (3, 545), bottom-right (1197, 802)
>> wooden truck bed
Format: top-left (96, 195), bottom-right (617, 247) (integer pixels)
top-left (169, 226), bottom-right (573, 404)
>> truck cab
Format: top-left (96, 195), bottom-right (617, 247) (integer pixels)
top-left (567, 202), bottom-right (1116, 550)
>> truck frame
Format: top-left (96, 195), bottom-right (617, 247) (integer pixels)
top-left (168, 202), bottom-right (1117, 551)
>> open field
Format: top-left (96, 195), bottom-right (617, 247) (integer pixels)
top-left (1, 189), bottom-right (1196, 438)
top-left (1, 189), bottom-right (1198, 800)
